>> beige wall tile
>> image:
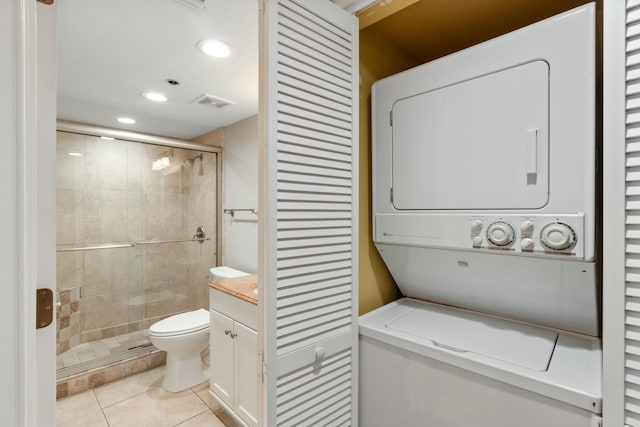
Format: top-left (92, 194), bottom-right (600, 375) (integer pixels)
top-left (143, 192), bottom-right (189, 240)
top-left (84, 136), bottom-right (128, 192)
top-left (83, 293), bottom-right (128, 330)
top-left (83, 248), bottom-right (129, 297)
top-left (57, 132), bottom-right (85, 191)
top-left (126, 141), bottom-right (144, 193)
top-left (98, 190), bottom-right (128, 242)
top-left (57, 189), bottom-right (84, 245)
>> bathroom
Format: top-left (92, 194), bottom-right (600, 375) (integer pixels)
top-left (7, 0), bottom-right (634, 426)
top-left (54, 0), bottom-right (259, 423)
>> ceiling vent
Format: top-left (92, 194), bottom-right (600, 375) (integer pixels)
top-left (172, 0), bottom-right (207, 11)
top-left (193, 94), bottom-right (235, 109)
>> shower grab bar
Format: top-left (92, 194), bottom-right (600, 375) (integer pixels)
top-left (224, 208), bottom-right (257, 217)
top-left (136, 237), bottom-right (210, 245)
top-left (56, 243), bottom-right (135, 252)
top-left (56, 237), bottom-right (210, 252)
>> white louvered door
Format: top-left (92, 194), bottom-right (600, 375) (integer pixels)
top-left (626, 2), bottom-right (640, 424)
top-left (259, 0), bottom-right (358, 425)
top-left (605, 0), bottom-right (640, 425)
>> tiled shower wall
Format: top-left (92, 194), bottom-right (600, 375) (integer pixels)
top-left (56, 131), bottom-right (217, 355)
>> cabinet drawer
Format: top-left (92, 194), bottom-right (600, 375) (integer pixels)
top-left (210, 288), bottom-right (258, 331)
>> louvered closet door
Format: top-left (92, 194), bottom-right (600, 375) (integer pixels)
top-left (627, 1), bottom-right (640, 425)
top-left (260, 0), bottom-right (358, 425)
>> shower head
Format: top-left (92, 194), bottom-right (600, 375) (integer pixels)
top-left (183, 153), bottom-right (203, 168)
top-left (183, 153), bottom-right (205, 176)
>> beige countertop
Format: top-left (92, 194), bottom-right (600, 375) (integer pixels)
top-left (208, 274), bottom-right (258, 305)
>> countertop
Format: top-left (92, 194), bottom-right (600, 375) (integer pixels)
top-left (208, 274), bottom-right (258, 305)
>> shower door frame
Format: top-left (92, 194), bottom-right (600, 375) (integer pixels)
top-left (57, 119), bottom-right (223, 269)
top-left (55, 120), bottom-right (223, 377)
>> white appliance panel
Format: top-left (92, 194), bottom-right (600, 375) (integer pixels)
top-left (360, 336), bottom-right (598, 427)
top-left (392, 60), bottom-right (549, 210)
top-left (376, 243), bottom-right (600, 336)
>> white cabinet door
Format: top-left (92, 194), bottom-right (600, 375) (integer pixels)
top-left (210, 310), bottom-right (234, 407)
top-left (234, 322), bottom-right (259, 427)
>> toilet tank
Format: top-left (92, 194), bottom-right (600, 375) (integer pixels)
top-left (209, 266), bottom-right (250, 281)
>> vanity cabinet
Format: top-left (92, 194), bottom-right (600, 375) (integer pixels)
top-left (209, 289), bottom-right (260, 427)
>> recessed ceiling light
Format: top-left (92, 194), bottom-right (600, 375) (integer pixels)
top-left (100, 136), bottom-right (115, 140)
top-left (68, 152), bottom-right (83, 157)
top-left (117, 117), bottom-right (136, 124)
top-left (196, 39), bottom-right (231, 58)
top-left (141, 91), bottom-right (168, 102)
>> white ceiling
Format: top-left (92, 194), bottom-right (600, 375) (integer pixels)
top-left (56, 0), bottom-right (259, 139)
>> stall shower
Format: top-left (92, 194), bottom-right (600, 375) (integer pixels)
top-left (55, 127), bottom-right (219, 381)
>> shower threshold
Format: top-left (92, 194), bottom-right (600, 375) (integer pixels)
top-left (57, 329), bottom-right (155, 380)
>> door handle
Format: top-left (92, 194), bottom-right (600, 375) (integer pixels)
top-left (526, 129), bottom-right (538, 176)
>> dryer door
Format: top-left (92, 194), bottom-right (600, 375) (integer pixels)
top-left (391, 60), bottom-right (549, 210)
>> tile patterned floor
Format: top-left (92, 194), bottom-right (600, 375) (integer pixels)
top-left (56, 366), bottom-right (240, 427)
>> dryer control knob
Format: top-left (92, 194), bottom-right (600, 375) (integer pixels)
top-left (486, 221), bottom-right (515, 246)
top-left (471, 220), bottom-right (483, 235)
top-left (472, 235), bottom-right (483, 247)
top-left (521, 237), bottom-right (535, 251)
top-left (540, 222), bottom-right (576, 251)
top-left (520, 220), bottom-right (534, 236)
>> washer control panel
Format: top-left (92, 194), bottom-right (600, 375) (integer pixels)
top-left (468, 215), bottom-right (581, 256)
top-left (375, 213), bottom-right (587, 260)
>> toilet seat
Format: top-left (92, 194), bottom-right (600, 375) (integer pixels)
top-left (149, 308), bottom-right (209, 337)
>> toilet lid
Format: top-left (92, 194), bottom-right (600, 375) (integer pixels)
top-left (149, 309), bottom-right (209, 336)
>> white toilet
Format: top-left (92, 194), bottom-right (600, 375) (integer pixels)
top-left (149, 266), bottom-right (250, 392)
top-left (149, 308), bottom-right (210, 392)
top-left (209, 265), bottom-right (250, 282)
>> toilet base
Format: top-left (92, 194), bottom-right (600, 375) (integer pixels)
top-left (162, 352), bottom-right (207, 392)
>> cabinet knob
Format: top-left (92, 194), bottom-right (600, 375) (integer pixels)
top-left (225, 329), bottom-right (231, 335)
top-left (230, 332), bottom-right (237, 339)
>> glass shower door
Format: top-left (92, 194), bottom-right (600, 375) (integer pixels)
top-left (56, 130), bottom-right (218, 378)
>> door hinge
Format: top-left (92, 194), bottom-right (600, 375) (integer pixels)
top-left (389, 110), bottom-right (393, 126)
top-left (37, 0), bottom-right (54, 4)
top-left (259, 351), bottom-right (266, 384)
top-left (36, 288), bottom-right (54, 329)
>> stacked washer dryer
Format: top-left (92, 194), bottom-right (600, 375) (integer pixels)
top-left (360, 4), bottom-right (601, 426)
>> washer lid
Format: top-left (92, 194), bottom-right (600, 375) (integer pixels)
top-left (385, 302), bottom-right (558, 371)
top-left (149, 308), bottom-right (209, 336)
